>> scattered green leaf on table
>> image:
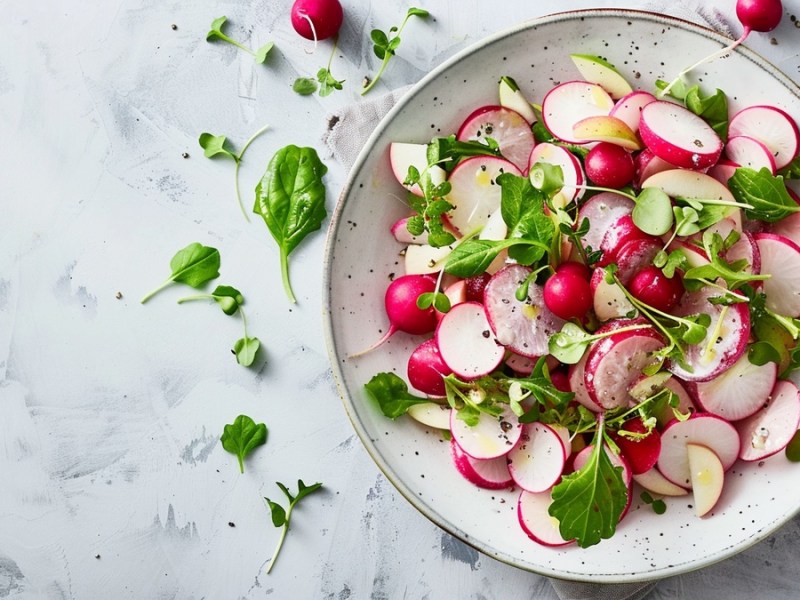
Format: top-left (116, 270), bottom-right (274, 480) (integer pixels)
top-left (293, 77), bottom-right (318, 95)
top-left (254, 42), bottom-right (274, 64)
top-left (234, 335), bottom-right (261, 366)
top-left (317, 67), bottom-right (344, 96)
top-left (206, 15), bottom-right (274, 63)
top-left (199, 133), bottom-right (240, 162)
top-left (220, 414), bottom-right (268, 473)
top-left (264, 479), bottom-right (324, 574)
top-left (140, 242), bottom-right (220, 303)
top-left (177, 284), bottom-right (245, 315)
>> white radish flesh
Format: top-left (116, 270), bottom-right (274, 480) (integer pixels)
top-left (575, 192), bottom-right (635, 253)
top-left (450, 403), bottom-right (521, 460)
top-left (391, 216), bottom-right (429, 245)
top-left (450, 438), bottom-right (513, 489)
top-left (528, 143), bottom-right (585, 207)
top-left (436, 301), bottom-right (505, 379)
top-left (541, 81), bottom-right (614, 144)
top-left (408, 402), bottom-right (452, 430)
top-left (389, 142), bottom-right (446, 196)
top-left (568, 352), bottom-right (600, 412)
top-left (641, 169), bottom-right (736, 204)
top-left (754, 233), bottom-right (800, 318)
top-left (634, 148), bottom-right (675, 186)
top-left (633, 467), bottom-right (688, 496)
top-left (639, 101), bottom-right (723, 169)
top-left (507, 423), bottom-right (567, 493)
top-left (725, 135), bottom-right (777, 174)
top-left (770, 211), bottom-right (800, 247)
top-left (737, 379), bottom-right (800, 461)
top-left (517, 490), bottom-right (574, 547)
top-left (457, 105), bottom-right (534, 172)
top-left (729, 104), bottom-right (800, 170)
top-left (708, 159), bottom-right (740, 186)
top-left (590, 266), bottom-right (635, 322)
top-left (610, 90), bottom-right (656, 132)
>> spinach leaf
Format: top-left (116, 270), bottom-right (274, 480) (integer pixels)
top-left (728, 167), bottom-right (800, 222)
top-left (264, 480), bottom-right (324, 574)
top-left (364, 372), bottom-right (431, 418)
top-left (685, 86), bottom-right (728, 140)
top-left (220, 414), bottom-right (268, 473)
top-left (140, 242), bottom-right (221, 303)
top-left (254, 145), bottom-right (328, 303)
top-left (497, 173), bottom-right (554, 264)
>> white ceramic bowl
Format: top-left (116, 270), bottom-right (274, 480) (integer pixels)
top-left (323, 9), bottom-right (800, 582)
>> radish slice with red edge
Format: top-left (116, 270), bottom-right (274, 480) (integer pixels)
top-left (634, 148), bottom-right (675, 187)
top-left (450, 438), bottom-right (513, 489)
top-left (449, 403), bottom-right (521, 460)
top-left (597, 214), bottom-right (656, 267)
top-left (770, 211), bottom-right (800, 247)
top-left (728, 104), bottom-right (800, 170)
top-left (737, 379), bottom-right (800, 461)
top-left (575, 192), bottom-right (635, 253)
top-left (391, 216), bottom-right (429, 245)
top-left (436, 301), bottom-right (505, 379)
top-left (389, 142), bottom-right (446, 197)
top-left (725, 135), bottom-right (777, 174)
top-left (590, 266), bottom-right (635, 322)
top-left (541, 81), bottom-right (614, 144)
top-left (517, 490), bottom-right (574, 547)
top-left (708, 159), bottom-right (740, 186)
top-left (754, 233), bottom-right (800, 318)
top-left (633, 467), bottom-right (688, 496)
top-left (639, 101), bottom-right (723, 169)
top-left (507, 422), bottom-right (567, 493)
top-left (609, 90), bottom-right (656, 132)
top-left (527, 143), bottom-right (585, 207)
top-left (456, 105), bottom-right (534, 172)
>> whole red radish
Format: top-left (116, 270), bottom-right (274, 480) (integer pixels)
top-left (737, 0), bottom-right (783, 34)
top-left (612, 417), bottom-right (662, 475)
top-left (407, 338), bottom-right (452, 396)
top-left (555, 260), bottom-right (590, 281)
top-left (543, 266), bottom-right (592, 320)
top-left (585, 142), bottom-right (635, 188)
top-left (291, 0), bottom-right (344, 41)
top-left (464, 272), bottom-right (492, 302)
top-left (628, 266), bottom-right (684, 312)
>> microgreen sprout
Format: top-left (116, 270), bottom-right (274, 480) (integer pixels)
top-left (264, 480), bottom-right (324, 574)
top-left (548, 321), bottom-right (654, 365)
top-left (207, 16), bottom-right (274, 64)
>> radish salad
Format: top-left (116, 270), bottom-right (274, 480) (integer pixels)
top-left (361, 53), bottom-right (800, 548)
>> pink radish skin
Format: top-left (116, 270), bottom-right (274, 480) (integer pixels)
top-left (507, 422), bottom-right (567, 493)
top-left (729, 104), bottom-right (800, 169)
top-left (436, 301), bottom-right (505, 379)
top-left (457, 105), bottom-right (535, 172)
top-left (612, 417), bottom-right (662, 475)
top-left (598, 215), bottom-right (655, 267)
top-left (435, 280), bottom-right (467, 322)
top-left (610, 90), bottom-right (657, 132)
top-left (688, 353), bottom-right (776, 421)
top-left (754, 233), bottom-right (800, 317)
top-left (657, 414), bottom-right (741, 488)
top-left (391, 216), bottom-right (429, 245)
top-left (450, 403), bottom-right (521, 460)
top-left (614, 237), bottom-right (663, 285)
top-left (543, 266), bottom-right (593, 321)
top-left (634, 149), bottom-right (675, 187)
top-left (517, 490), bottom-right (574, 547)
top-left (541, 81), bottom-right (615, 144)
top-left (576, 192), bottom-right (635, 253)
top-left (708, 159), bottom-right (740, 186)
top-left (450, 438), bottom-right (513, 489)
top-left (725, 135), bottom-right (777, 174)
top-left (639, 101), bottom-right (723, 169)
top-left (290, 0), bottom-right (343, 41)
top-left (737, 379), bottom-right (800, 461)
top-left (407, 338), bottom-right (453, 396)
top-left (585, 142), bottom-right (635, 189)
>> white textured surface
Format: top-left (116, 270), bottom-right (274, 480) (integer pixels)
top-left (2, 0), bottom-right (800, 598)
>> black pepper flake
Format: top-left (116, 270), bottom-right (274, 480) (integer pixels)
top-left (181, 152), bottom-right (189, 159)
top-left (95, 554), bottom-right (101, 559)
top-left (228, 522), bottom-right (236, 527)
top-left (171, 24), bottom-right (178, 30)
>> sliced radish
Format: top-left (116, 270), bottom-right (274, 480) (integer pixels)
top-left (389, 142), bottom-right (446, 196)
top-left (517, 490), bottom-right (574, 547)
top-left (628, 372), bottom-right (695, 425)
top-left (407, 402), bottom-right (451, 430)
top-left (507, 422), bottom-right (567, 492)
top-left (725, 135), bottom-right (777, 174)
top-left (612, 417), bottom-right (662, 475)
top-left (668, 239), bottom-right (710, 269)
top-left (708, 158), bottom-right (740, 186)
top-left (737, 379), bottom-right (800, 461)
top-left (483, 264), bottom-right (565, 358)
top-left (614, 237), bottom-right (663, 285)
top-left (572, 115), bottom-right (642, 150)
top-left (598, 214), bottom-right (654, 267)
top-left (570, 54), bottom-right (633, 99)
top-left (445, 156), bottom-right (522, 235)
top-left (451, 438), bottom-right (513, 489)
top-left (568, 352), bottom-right (600, 412)
top-left (687, 443), bottom-right (725, 517)
top-left (610, 90), bottom-right (657, 132)
top-left (641, 169), bottom-right (736, 203)
top-left (404, 242), bottom-right (454, 275)
top-left (505, 352), bottom-right (536, 375)
top-left (667, 286), bottom-right (750, 382)
top-left (436, 301), bottom-right (504, 379)
top-left (639, 101), bottom-right (723, 169)
top-left (590, 266), bottom-right (635, 322)
top-left (435, 280), bottom-right (467, 321)
top-left (584, 326), bottom-right (665, 410)
top-left (657, 414), bottom-right (740, 487)
top-left (450, 403), bottom-right (521, 460)
top-left (754, 233), bottom-right (800, 318)
top-left (527, 143), bottom-right (585, 207)
top-left (634, 148), bottom-right (675, 187)
top-left (498, 76), bottom-right (537, 124)
top-left (705, 219), bottom-right (759, 275)
top-left (407, 338), bottom-right (453, 396)
top-left (770, 211), bottom-right (800, 247)
top-left (633, 467), bottom-right (688, 496)
top-left (391, 216), bottom-right (429, 245)
top-left (457, 105), bottom-right (534, 172)
top-left (729, 105), bottom-right (800, 170)
top-left (688, 353), bottom-right (776, 421)
top-left (576, 192), bottom-right (635, 254)
top-left (541, 81), bottom-right (614, 144)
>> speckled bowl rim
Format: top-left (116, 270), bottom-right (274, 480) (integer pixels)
top-left (322, 8), bottom-right (800, 583)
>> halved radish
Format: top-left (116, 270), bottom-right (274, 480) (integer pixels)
top-left (688, 353), bottom-right (776, 421)
top-left (527, 143), bottom-right (585, 207)
top-left (435, 280), bottom-right (467, 321)
top-left (657, 414), bottom-right (740, 487)
top-left (639, 101), bottom-right (723, 169)
top-left (457, 106), bottom-right (535, 172)
top-left (451, 438), bottom-right (513, 489)
top-left (737, 379), bottom-right (800, 461)
top-left (507, 422), bottom-right (567, 492)
top-left (590, 266), bottom-right (635, 322)
top-left (407, 338), bottom-right (453, 396)
top-left (728, 105), bottom-right (800, 170)
top-left (633, 467), bottom-right (688, 496)
top-left (445, 156), bottom-right (522, 235)
top-left (634, 148), bottom-right (675, 187)
top-left (450, 403), bottom-right (521, 460)
top-left (391, 216), bottom-right (429, 245)
top-left (517, 490), bottom-right (574, 547)
top-left (541, 81), bottom-right (614, 144)
top-left (612, 417), bottom-right (661, 475)
top-left (667, 286), bottom-right (750, 382)
top-left (754, 233), bottom-right (800, 317)
top-left (408, 402), bottom-right (451, 430)
top-left (570, 54), bottom-right (633, 99)
top-left (583, 326), bottom-right (665, 410)
top-left (610, 90), bottom-right (656, 132)
top-left (568, 352), bottom-right (600, 412)
top-left (436, 301), bottom-right (504, 379)
top-left (725, 135), bottom-right (777, 174)
top-left (483, 265), bottom-right (565, 358)
top-left (667, 239), bottom-right (710, 268)
top-left (708, 158), bottom-right (740, 186)
top-left (614, 237), bottom-right (663, 284)
top-left (687, 443), bottom-right (725, 517)
top-left (576, 192), bottom-right (635, 253)
top-left (505, 352), bottom-right (536, 375)
top-left (389, 142), bottom-right (446, 196)
top-left (572, 115), bottom-right (642, 150)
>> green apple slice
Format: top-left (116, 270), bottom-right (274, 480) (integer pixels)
top-left (571, 54), bottom-right (633, 99)
top-left (572, 115), bottom-right (642, 150)
top-left (498, 75), bottom-right (536, 123)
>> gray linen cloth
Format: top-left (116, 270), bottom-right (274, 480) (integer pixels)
top-left (323, 2), bottom-right (735, 598)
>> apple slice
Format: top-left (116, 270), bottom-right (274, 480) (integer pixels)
top-left (407, 402), bottom-right (451, 430)
top-left (457, 105), bottom-right (534, 172)
top-left (633, 467), bottom-right (688, 497)
top-left (451, 438), bottom-right (513, 489)
top-left (657, 414), bottom-right (740, 488)
top-left (641, 168), bottom-right (736, 203)
top-left (639, 101), bottom-right (723, 169)
top-left (445, 156), bottom-right (522, 235)
top-left (541, 81), bottom-right (614, 144)
top-left (507, 422), bottom-right (567, 492)
top-left (687, 443), bottom-right (725, 517)
top-left (728, 104), bottom-right (800, 170)
top-left (528, 142), bottom-right (585, 208)
top-left (570, 54), bottom-right (633, 99)
top-left (498, 76), bottom-right (536, 124)
top-left (737, 379), bottom-right (800, 461)
top-left (572, 115), bottom-right (642, 150)
top-left (450, 403), bottom-right (521, 460)
top-left (518, 489), bottom-right (574, 547)
top-left (725, 135), bottom-right (777, 174)
top-left (576, 191), bottom-right (635, 253)
top-left (610, 90), bottom-right (657, 132)
top-left (436, 301), bottom-right (505, 380)
top-left (754, 233), bottom-right (800, 317)
top-left (404, 243), bottom-right (454, 275)
top-left (389, 142), bottom-right (446, 196)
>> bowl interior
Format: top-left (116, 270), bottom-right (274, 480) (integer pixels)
top-left (324, 9), bottom-right (800, 582)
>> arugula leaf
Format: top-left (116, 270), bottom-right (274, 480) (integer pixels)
top-left (515, 357), bottom-right (574, 414)
top-left (254, 145), bottom-right (328, 303)
top-left (140, 242), bottom-right (221, 303)
top-left (426, 134), bottom-right (501, 172)
top-left (264, 480), bottom-right (323, 574)
top-left (444, 238), bottom-right (522, 278)
top-left (728, 167), bottom-right (800, 222)
top-left (362, 8), bottom-right (430, 95)
top-left (220, 414), bottom-right (268, 473)
top-left (685, 86), bottom-right (728, 140)
top-left (177, 284), bottom-right (244, 315)
top-left (293, 77), bottom-right (318, 95)
top-left (364, 372), bottom-right (431, 418)
top-left (548, 418), bottom-right (628, 547)
top-left (206, 16), bottom-right (274, 63)
top-left (498, 173), bottom-right (554, 264)
top-left (683, 230), bottom-right (769, 290)
top-left (779, 155), bottom-right (800, 180)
